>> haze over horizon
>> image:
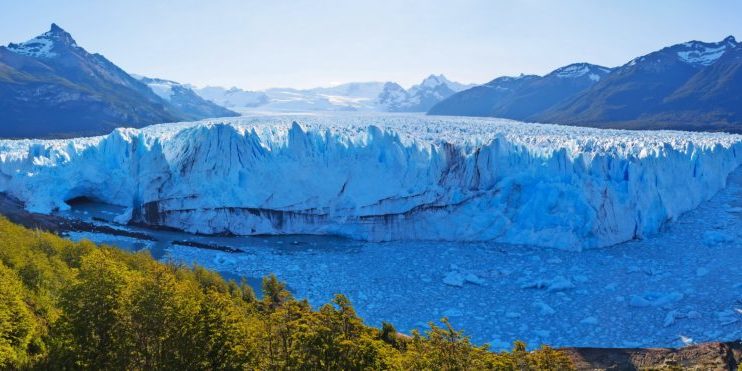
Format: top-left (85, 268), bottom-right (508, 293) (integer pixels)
top-left (1, 0), bottom-right (741, 90)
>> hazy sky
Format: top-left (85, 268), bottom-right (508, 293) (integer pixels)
top-left (1, 0), bottom-right (740, 90)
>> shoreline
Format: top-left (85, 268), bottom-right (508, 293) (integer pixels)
top-left (0, 193), bottom-right (154, 240)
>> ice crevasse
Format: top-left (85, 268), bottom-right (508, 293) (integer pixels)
top-left (1, 115), bottom-right (741, 250)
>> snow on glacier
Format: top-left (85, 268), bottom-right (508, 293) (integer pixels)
top-left (1, 113), bottom-right (741, 249)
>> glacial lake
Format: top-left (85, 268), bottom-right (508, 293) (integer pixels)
top-left (58, 168), bottom-right (742, 349)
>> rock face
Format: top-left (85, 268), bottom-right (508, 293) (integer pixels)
top-left (0, 115), bottom-right (740, 250)
top-left (563, 340), bottom-right (742, 370)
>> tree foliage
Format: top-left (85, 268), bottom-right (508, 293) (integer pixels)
top-left (0, 217), bottom-right (574, 369)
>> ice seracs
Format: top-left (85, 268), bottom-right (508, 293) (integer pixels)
top-left (0, 114), bottom-right (741, 250)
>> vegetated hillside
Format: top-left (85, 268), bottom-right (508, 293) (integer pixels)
top-left (0, 217), bottom-right (573, 369)
top-left (429, 36), bottom-right (742, 133)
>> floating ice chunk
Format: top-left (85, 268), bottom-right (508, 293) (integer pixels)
top-left (521, 276), bottom-right (575, 292)
top-left (465, 273), bottom-right (484, 285)
top-left (703, 231), bottom-right (735, 246)
top-left (580, 316), bottom-right (598, 325)
top-left (443, 269), bottom-right (485, 287)
top-left (628, 292), bottom-right (684, 308)
top-left (546, 276), bottom-right (576, 292)
top-left (443, 272), bottom-right (465, 287)
top-left (533, 301), bottom-right (556, 316)
top-left (717, 309), bottom-right (739, 325)
top-left (679, 335), bottom-right (694, 345)
top-left (663, 310), bottom-right (682, 327)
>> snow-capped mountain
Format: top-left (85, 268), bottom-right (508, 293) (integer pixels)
top-left (537, 36), bottom-right (742, 132)
top-left (136, 76), bottom-right (238, 120)
top-left (377, 74), bottom-right (474, 112)
top-left (194, 82), bottom-right (388, 112)
top-left (431, 36), bottom-right (742, 133)
top-left (6, 23), bottom-right (78, 58)
top-left (629, 35), bottom-right (738, 68)
top-left (428, 63), bottom-right (612, 118)
top-left (260, 82), bottom-right (388, 112)
top-left (1, 115), bottom-right (740, 249)
top-left (195, 78), bottom-right (472, 113)
top-left (0, 24), bottom-right (235, 138)
top-left (194, 86), bottom-right (269, 109)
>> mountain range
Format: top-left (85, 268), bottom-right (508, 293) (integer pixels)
top-left (377, 74), bottom-right (474, 112)
top-left (195, 76), bottom-right (472, 113)
top-left (135, 76), bottom-right (237, 120)
top-left (3, 25), bottom-right (739, 137)
top-left (429, 36), bottom-right (742, 133)
top-left (0, 24), bottom-right (237, 138)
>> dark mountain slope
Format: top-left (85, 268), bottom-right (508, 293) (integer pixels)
top-left (427, 75), bottom-right (540, 117)
top-left (0, 24), bottom-right (234, 138)
top-left (137, 76), bottom-right (238, 120)
top-left (428, 63), bottom-right (611, 120)
top-left (430, 36), bottom-right (742, 133)
top-left (536, 37), bottom-right (741, 131)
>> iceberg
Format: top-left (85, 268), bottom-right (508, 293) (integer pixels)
top-left (1, 114), bottom-right (740, 250)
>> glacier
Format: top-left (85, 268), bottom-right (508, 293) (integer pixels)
top-left (1, 114), bottom-right (741, 250)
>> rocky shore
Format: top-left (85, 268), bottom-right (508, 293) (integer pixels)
top-left (563, 340), bottom-right (742, 370)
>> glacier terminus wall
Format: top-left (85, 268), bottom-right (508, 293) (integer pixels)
top-left (1, 114), bottom-right (741, 250)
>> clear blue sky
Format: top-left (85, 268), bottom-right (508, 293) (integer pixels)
top-left (1, 0), bottom-right (740, 90)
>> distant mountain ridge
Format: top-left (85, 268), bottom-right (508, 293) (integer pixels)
top-left (0, 24), bottom-right (236, 138)
top-left (536, 36), bottom-right (742, 132)
top-left (377, 74), bottom-right (474, 112)
top-left (429, 36), bottom-right (742, 133)
top-left (194, 86), bottom-right (269, 109)
top-left (428, 63), bottom-right (612, 119)
top-left (194, 75), bottom-right (473, 113)
top-left (135, 76), bottom-right (237, 120)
